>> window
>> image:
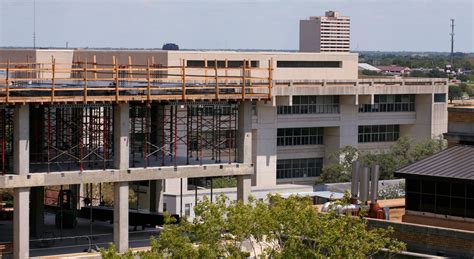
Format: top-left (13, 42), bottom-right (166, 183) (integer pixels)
top-left (276, 61), bottom-right (341, 68)
top-left (187, 60), bottom-right (259, 68)
top-left (277, 127), bottom-right (323, 146)
top-left (185, 203), bottom-right (191, 217)
top-left (358, 125), bottom-right (400, 143)
top-left (434, 93), bottom-right (446, 103)
top-left (359, 95), bottom-right (415, 113)
top-left (278, 96), bottom-right (339, 114)
top-left (406, 179), bottom-right (473, 218)
top-left (277, 158), bottom-right (323, 179)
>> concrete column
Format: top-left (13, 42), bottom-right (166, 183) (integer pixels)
top-left (30, 187), bottom-right (44, 238)
top-left (113, 103), bottom-right (130, 252)
top-left (238, 101), bottom-right (252, 164)
top-left (253, 102), bottom-right (277, 186)
top-left (113, 182), bottom-right (129, 253)
top-left (13, 104), bottom-right (29, 175)
top-left (114, 103), bottom-right (130, 170)
top-left (339, 95), bottom-right (359, 148)
top-left (149, 180), bottom-right (164, 212)
top-left (13, 104), bottom-right (30, 259)
top-left (14, 187), bottom-right (30, 259)
top-left (236, 175), bottom-right (251, 203)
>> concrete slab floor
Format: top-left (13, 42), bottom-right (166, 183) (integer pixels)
top-left (0, 212), bottom-right (160, 258)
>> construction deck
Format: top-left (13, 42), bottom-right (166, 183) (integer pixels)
top-left (0, 59), bottom-right (273, 104)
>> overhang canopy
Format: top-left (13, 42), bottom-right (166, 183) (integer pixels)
top-left (395, 145), bottom-right (474, 181)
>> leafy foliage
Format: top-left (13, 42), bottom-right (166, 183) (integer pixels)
top-left (318, 137), bottom-right (446, 183)
top-left (101, 194), bottom-right (405, 258)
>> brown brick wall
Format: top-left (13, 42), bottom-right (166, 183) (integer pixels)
top-left (448, 110), bottom-right (474, 123)
top-left (367, 218), bottom-right (474, 258)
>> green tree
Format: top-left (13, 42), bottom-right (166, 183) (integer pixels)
top-left (449, 85), bottom-right (463, 103)
top-left (317, 146), bottom-right (359, 184)
top-left (102, 194), bottom-right (405, 258)
top-left (319, 137), bottom-right (446, 183)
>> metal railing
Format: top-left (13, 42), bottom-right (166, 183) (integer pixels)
top-left (0, 59), bottom-right (273, 104)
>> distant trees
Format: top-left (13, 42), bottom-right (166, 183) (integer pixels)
top-left (101, 194), bottom-right (405, 258)
top-left (317, 137), bottom-right (446, 184)
top-left (449, 85), bottom-right (464, 103)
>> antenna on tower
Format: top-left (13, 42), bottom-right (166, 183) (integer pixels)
top-left (450, 18), bottom-right (455, 67)
top-left (33, 0), bottom-right (36, 49)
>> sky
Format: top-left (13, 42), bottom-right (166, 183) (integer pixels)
top-left (0, 0), bottom-right (473, 52)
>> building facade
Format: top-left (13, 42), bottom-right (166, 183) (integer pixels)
top-left (0, 48), bottom-right (448, 257)
top-left (300, 11), bottom-right (351, 52)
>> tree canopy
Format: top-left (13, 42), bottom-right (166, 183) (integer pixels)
top-left (317, 137), bottom-right (446, 184)
top-left (101, 194), bottom-right (405, 258)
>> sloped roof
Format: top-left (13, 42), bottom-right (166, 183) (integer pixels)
top-left (358, 63), bottom-right (380, 71)
top-left (395, 145), bottom-right (474, 180)
top-left (376, 65), bottom-right (410, 72)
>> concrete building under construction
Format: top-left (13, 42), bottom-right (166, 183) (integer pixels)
top-left (0, 48), bottom-right (448, 258)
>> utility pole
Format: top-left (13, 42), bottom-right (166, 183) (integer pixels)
top-left (450, 19), bottom-right (455, 67)
top-left (33, 0), bottom-right (36, 49)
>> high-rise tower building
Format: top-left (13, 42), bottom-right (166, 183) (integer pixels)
top-left (300, 11), bottom-right (350, 52)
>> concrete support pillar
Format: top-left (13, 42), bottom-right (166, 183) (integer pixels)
top-left (113, 103), bottom-right (130, 252)
top-left (13, 104), bottom-right (29, 175)
top-left (238, 101), bottom-right (252, 164)
top-left (14, 187), bottom-right (30, 259)
top-left (149, 180), bottom-right (164, 212)
top-left (13, 104), bottom-right (30, 259)
top-left (113, 182), bottom-right (129, 253)
top-left (114, 103), bottom-right (130, 170)
top-left (253, 102), bottom-right (277, 186)
top-left (236, 175), bottom-right (251, 203)
top-left (30, 187), bottom-right (44, 238)
top-left (339, 96), bottom-right (358, 148)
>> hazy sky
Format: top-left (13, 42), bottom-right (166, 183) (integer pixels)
top-left (1, 0), bottom-right (473, 52)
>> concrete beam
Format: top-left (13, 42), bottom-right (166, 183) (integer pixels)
top-left (14, 187), bottom-right (30, 259)
top-left (236, 175), bottom-right (251, 203)
top-left (0, 163), bottom-right (254, 188)
top-left (114, 103), bottom-right (130, 170)
top-left (113, 182), bottom-right (129, 253)
top-left (13, 104), bottom-right (29, 175)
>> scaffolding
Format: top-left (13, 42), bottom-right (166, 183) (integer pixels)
top-left (0, 106), bottom-right (13, 174)
top-left (130, 102), bottom-right (238, 168)
top-left (30, 104), bottom-right (114, 173)
top-left (0, 58), bottom-right (273, 104)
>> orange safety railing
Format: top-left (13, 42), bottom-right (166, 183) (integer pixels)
top-left (0, 58), bottom-right (273, 104)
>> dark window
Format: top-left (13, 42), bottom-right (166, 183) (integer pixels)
top-left (277, 127), bottom-right (323, 146)
top-left (434, 93), bottom-right (446, 103)
top-left (277, 158), bottom-right (323, 179)
top-left (406, 192), bottom-right (421, 211)
top-left (276, 61), bottom-right (341, 68)
top-left (359, 94), bottom-right (415, 113)
top-left (187, 60), bottom-right (258, 68)
top-left (358, 125), bottom-right (400, 143)
top-left (278, 96), bottom-right (340, 115)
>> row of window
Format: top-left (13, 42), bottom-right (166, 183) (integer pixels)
top-left (277, 127), bottom-right (324, 146)
top-left (359, 95), bottom-right (416, 113)
top-left (406, 179), bottom-right (474, 218)
top-left (187, 60), bottom-right (259, 68)
top-left (358, 125), bottom-right (400, 143)
top-left (277, 96), bottom-right (339, 115)
top-left (277, 158), bottom-right (323, 179)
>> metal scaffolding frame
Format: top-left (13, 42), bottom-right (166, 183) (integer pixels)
top-left (30, 104), bottom-right (114, 173)
top-left (0, 106), bottom-right (13, 174)
top-left (129, 102), bottom-right (238, 168)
